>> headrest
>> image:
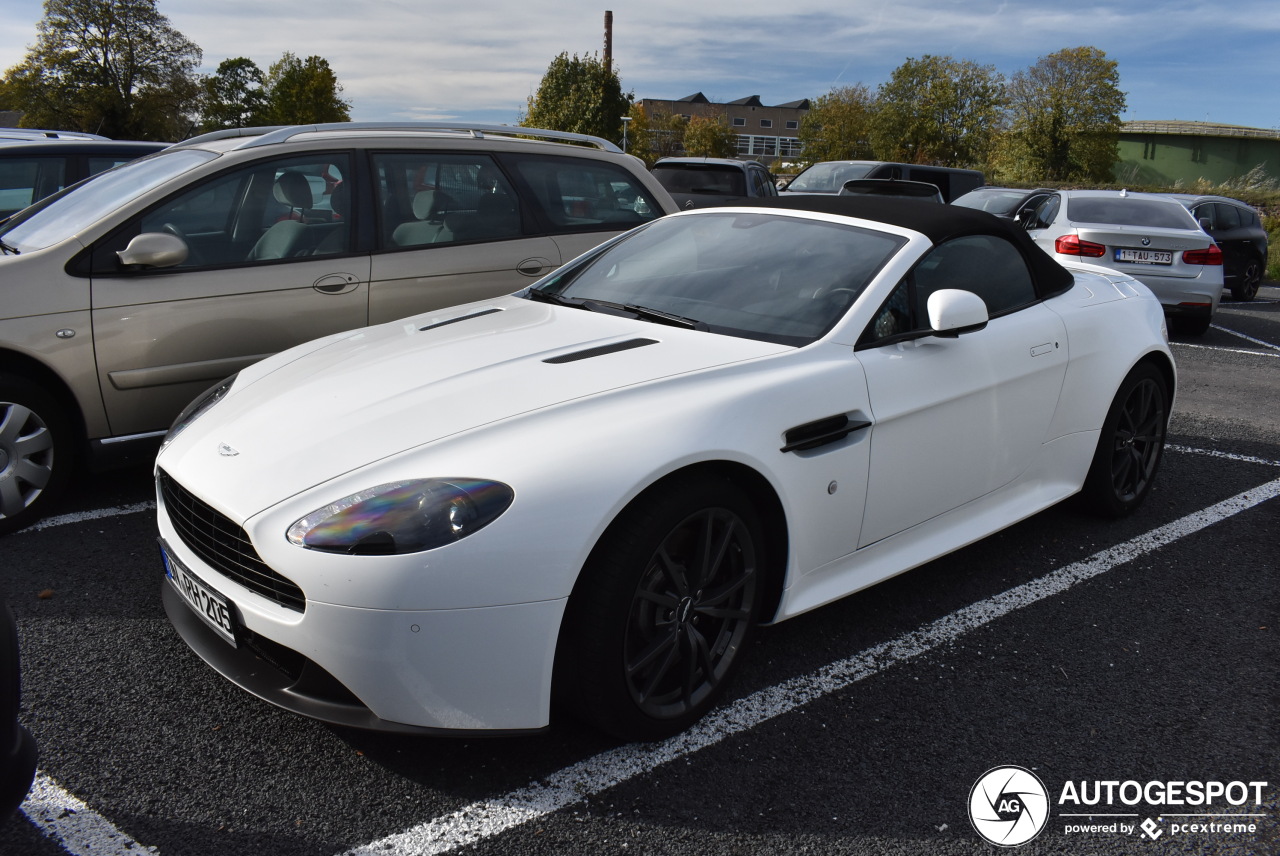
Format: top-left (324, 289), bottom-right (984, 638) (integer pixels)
top-left (274, 171), bottom-right (313, 209)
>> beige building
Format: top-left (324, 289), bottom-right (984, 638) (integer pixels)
top-left (636, 93), bottom-right (810, 164)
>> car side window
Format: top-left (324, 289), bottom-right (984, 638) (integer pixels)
top-left (127, 154), bottom-right (352, 269)
top-left (1027, 195), bottom-right (1059, 229)
top-left (859, 235), bottom-right (1038, 347)
top-left (0, 156), bottom-right (66, 217)
top-left (508, 154), bottom-right (664, 234)
top-left (1213, 203), bottom-right (1241, 230)
top-left (374, 152), bottom-right (522, 250)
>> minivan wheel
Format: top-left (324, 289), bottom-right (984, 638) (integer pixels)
top-left (1230, 258), bottom-right (1262, 301)
top-left (0, 375), bottom-right (73, 536)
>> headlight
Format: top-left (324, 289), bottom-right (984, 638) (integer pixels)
top-left (162, 373), bottom-right (238, 447)
top-left (287, 478), bottom-right (515, 556)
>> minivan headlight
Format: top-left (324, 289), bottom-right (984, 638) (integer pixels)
top-left (287, 479), bottom-right (515, 556)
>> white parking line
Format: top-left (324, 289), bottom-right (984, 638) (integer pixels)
top-left (20, 773), bottom-right (156, 855)
top-left (14, 448), bottom-right (1280, 856)
top-left (340, 474), bottom-right (1280, 856)
top-left (1209, 323), bottom-right (1280, 352)
top-left (17, 501), bottom-right (155, 534)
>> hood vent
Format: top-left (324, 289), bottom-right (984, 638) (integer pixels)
top-left (543, 338), bottom-right (659, 364)
top-left (419, 307), bottom-right (502, 332)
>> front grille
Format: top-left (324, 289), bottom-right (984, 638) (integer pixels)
top-left (158, 469), bottom-right (306, 612)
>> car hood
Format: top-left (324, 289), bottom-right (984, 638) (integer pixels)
top-left (160, 295), bottom-right (791, 519)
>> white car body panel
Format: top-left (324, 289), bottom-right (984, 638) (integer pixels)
top-left (156, 204), bottom-right (1175, 733)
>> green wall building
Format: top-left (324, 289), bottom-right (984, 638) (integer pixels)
top-left (1116, 121), bottom-right (1280, 187)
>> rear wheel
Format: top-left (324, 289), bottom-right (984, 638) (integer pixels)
top-left (1080, 363), bottom-right (1168, 517)
top-left (557, 475), bottom-right (764, 741)
top-left (0, 375), bottom-right (74, 536)
top-left (1230, 257), bottom-right (1262, 301)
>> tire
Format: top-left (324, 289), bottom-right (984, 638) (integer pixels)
top-left (1080, 363), bottom-right (1168, 518)
top-left (556, 475), bottom-right (765, 741)
top-left (0, 375), bottom-right (74, 536)
top-left (1230, 257), bottom-right (1262, 301)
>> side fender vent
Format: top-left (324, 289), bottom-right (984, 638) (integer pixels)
top-left (781, 413), bottom-right (872, 453)
top-left (543, 338), bottom-right (659, 364)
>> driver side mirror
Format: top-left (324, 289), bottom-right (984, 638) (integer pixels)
top-left (117, 232), bottom-right (188, 268)
top-left (927, 289), bottom-right (988, 338)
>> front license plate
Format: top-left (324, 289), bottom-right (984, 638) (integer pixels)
top-left (1116, 248), bottom-right (1173, 265)
top-left (162, 544), bottom-right (238, 647)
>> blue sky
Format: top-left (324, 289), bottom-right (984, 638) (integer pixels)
top-left (2, 0), bottom-right (1278, 132)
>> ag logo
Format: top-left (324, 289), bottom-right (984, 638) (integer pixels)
top-left (969, 766), bottom-right (1049, 847)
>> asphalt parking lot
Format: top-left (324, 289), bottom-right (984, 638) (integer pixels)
top-left (3, 286), bottom-right (1277, 856)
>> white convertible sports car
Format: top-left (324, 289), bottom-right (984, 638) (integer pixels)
top-left (156, 197), bottom-right (1174, 741)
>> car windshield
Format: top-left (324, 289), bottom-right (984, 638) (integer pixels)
top-left (952, 190), bottom-right (1031, 215)
top-left (0, 149), bottom-right (217, 252)
top-left (787, 162), bottom-right (876, 193)
top-left (530, 211), bottom-right (905, 346)
top-left (652, 164), bottom-right (747, 196)
top-left (1067, 197), bottom-right (1199, 230)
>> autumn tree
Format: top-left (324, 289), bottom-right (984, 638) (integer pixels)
top-left (523, 52), bottom-right (632, 144)
top-left (199, 57), bottom-right (267, 132)
top-left (797, 84), bottom-right (876, 166)
top-left (870, 55), bottom-right (1007, 168)
top-left (998, 46), bottom-right (1126, 183)
top-left (259, 52), bottom-right (350, 125)
top-left (2, 0), bottom-right (201, 140)
top-left (683, 115), bottom-right (737, 158)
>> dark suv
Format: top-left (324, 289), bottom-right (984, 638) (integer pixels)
top-left (1170, 194), bottom-right (1269, 301)
top-left (0, 130), bottom-right (169, 219)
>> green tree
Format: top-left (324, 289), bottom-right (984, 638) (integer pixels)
top-left (522, 52), bottom-right (632, 144)
top-left (797, 84), bottom-right (876, 166)
top-left (199, 56), bottom-right (267, 132)
top-left (2, 0), bottom-right (202, 140)
top-left (260, 52), bottom-right (351, 125)
top-left (870, 55), bottom-right (1006, 168)
top-left (998, 46), bottom-right (1126, 183)
top-left (683, 115), bottom-right (737, 158)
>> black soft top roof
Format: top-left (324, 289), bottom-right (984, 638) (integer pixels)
top-left (749, 195), bottom-right (1075, 297)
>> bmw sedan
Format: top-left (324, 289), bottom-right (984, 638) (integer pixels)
top-left (156, 197), bottom-right (1175, 741)
top-left (1021, 190), bottom-right (1224, 335)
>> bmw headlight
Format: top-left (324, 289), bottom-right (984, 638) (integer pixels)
top-left (163, 373), bottom-right (238, 447)
top-left (287, 479), bottom-right (515, 555)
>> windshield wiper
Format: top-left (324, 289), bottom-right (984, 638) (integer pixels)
top-left (0, 238), bottom-right (19, 255)
top-left (522, 288), bottom-right (583, 308)
top-left (622, 303), bottom-right (703, 330)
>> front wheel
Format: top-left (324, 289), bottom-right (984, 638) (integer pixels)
top-left (1080, 363), bottom-right (1169, 518)
top-left (0, 375), bottom-right (74, 536)
top-left (556, 475), bottom-right (765, 741)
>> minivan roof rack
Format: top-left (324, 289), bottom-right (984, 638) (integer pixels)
top-left (0, 128), bottom-right (111, 141)
top-left (176, 122), bottom-right (623, 153)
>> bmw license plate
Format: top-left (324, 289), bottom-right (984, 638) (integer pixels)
top-left (161, 542), bottom-right (238, 647)
top-left (1116, 248), bottom-right (1172, 265)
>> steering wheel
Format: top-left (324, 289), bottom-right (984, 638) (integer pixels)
top-left (159, 223), bottom-right (200, 266)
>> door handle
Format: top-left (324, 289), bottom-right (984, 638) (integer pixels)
top-left (517, 258), bottom-right (554, 277)
top-left (313, 273), bottom-right (360, 294)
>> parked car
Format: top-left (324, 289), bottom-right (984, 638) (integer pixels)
top-left (1169, 194), bottom-right (1268, 301)
top-left (2, 600), bottom-right (37, 820)
top-left (1021, 190), bottom-right (1223, 335)
top-left (157, 196), bottom-right (1173, 741)
top-left (782, 160), bottom-right (984, 202)
top-left (951, 186), bottom-right (1056, 222)
top-left (0, 122), bottom-right (676, 534)
top-left (650, 157), bottom-right (778, 209)
top-left (838, 178), bottom-right (944, 203)
top-left (0, 135), bottom-right (169, 219)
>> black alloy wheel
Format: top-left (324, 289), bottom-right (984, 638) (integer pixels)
top-left (557, 475), bottom-right (765, 741)
top-left (1231, 257), bottom-right (1262, 301)
top-left (1082, 363), bottom-right (1168, 517)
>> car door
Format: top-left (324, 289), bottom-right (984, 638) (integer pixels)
top-left (854, 235), bottom-right (1068, 547)
top-left (89, 152), bottom-right (370, 437)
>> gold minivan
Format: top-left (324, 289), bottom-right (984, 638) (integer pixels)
top-left (0, 123), bottom-right (675, 533)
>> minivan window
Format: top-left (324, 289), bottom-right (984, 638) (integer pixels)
top-left (510, 155), bottom-right (664, 233)
top-left (1, 149), bottom-right (216, 252)
top-left (375, 152), bottom-right (522, 249)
